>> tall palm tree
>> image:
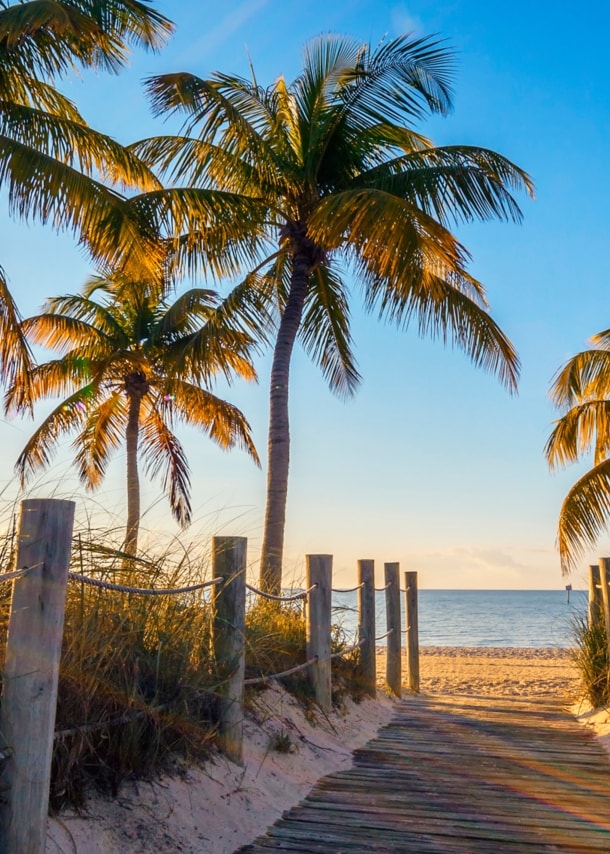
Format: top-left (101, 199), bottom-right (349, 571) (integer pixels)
top-left (136, 33), bottom-right (534, 592)
top-left (7, 271), bottom-right (261, 556)
top-left (546, 330), bottom-right (610, 573)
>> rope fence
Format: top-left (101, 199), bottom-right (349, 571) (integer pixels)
top-left (245, 582), bottom-right (316, 602)
top-left (67, 571), bottom-right (222, 596)
top-left (244, 656), bottom-right (318, 686)
top-left (331, 582), bottom-right (365, 594)
top-left (0, 504), bottom-right (421, 850)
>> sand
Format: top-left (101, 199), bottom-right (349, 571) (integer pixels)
top-left (46, 646), bottom-right (600, 853)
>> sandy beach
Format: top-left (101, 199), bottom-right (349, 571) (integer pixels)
top-left (47, 646), bottom-right (597, 853)
top-left (383, 645), bottom-right (581, 698)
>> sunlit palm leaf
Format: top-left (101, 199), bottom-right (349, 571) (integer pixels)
top-left (546, 401), bottom-right (610, 470)
top-left (73, 392), bottom-right (126, 488)
top-left (0, 264), bottom-right (34, 408)
top-left (557, 460), bottom-right (610, 574)
top-left (550, 345), bottom-right (610, 407)
top-left (15, 383), bottom-right (93, 484)
top-left (140, 402), bottom-right (191, 525)
top-left (161, 379), bottom-right (260, 464)
top-left (2, 103), bottom-right (161, 189)
top-left (361, 265), bottom-right (519, 392)
top-left (357, 145), bottom-right (533, 227)
top-left (299, 264), bottom-right (361, 398)
top-left (0, 0), bottom-right (172, 78)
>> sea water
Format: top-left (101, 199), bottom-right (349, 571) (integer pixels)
top-left (331, 589), bottom-right (588, 648)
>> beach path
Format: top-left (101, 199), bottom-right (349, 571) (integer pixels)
top-left (236, 693), bottom-right (610, 852)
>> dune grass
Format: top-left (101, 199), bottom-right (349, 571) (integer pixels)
top-left (571, 611), bottom-right (610, 708)
top-left (0, 525), bottom-right (359, 810)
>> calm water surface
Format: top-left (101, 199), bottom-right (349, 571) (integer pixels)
top-left (331, 589), bottom-right (587, 648)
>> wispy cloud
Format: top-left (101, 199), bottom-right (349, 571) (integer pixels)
top-left (179, 0), bottom-right (270, 64)
top-left (410, 546), bottom-right (562, 588)
top-left (390, 6), bottom-right (423, 36)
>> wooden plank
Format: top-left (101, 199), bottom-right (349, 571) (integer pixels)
top-left (237, 693), bottom-right (610, 852)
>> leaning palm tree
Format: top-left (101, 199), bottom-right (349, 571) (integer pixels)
top-left (6, 270), bottom-right (261, 557)
top-left (136, 33), bottom-right (534, 591)
top-left (546, 330), bottom-right (610, 573)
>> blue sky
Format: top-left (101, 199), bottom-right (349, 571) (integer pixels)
top-left (2, 0), bottom-right (610, 588)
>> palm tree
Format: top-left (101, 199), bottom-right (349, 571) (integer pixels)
top-left (546, 330), bottom-right (610, 573)
top-left (7, 270), bottom-right (261, 557)
top-left (136, 33), bottom-right (534, 592)
top-left (0, 1), bottom-right (177, 273)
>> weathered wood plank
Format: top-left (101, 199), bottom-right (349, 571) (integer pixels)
top-left (236, 693), bottom-right (610, 852)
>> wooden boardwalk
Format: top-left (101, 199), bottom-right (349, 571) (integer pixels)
top-left (237, 694), bottom-right (610, 852)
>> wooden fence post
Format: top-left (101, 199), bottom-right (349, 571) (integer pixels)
top-left (599, 558), bottom-right (610, 664)
top-left (0, 498), bottom-right (75, 854)
top-left (384, 562), bottom-right (401, 697)
top-left (404, 571), bottom-right (419, 693)
top-left (306, 554), bottom-right (332, 713)
top-left (212, 536), bottom-right (246, 765)
top-left (358, 559), bottom-right (376, 698)
top-left (589, 564), bottom-right (602, 628)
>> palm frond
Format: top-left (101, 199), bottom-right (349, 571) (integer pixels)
top-left (129, 187), bottom-right (270, 281)
top-left (6, 355), bottom-right (90, 413)
top-left (0, 135), bottom-right (165, 275)
top-left (152, 287), bottom-right (219, 341)
top-left (14, 384), bottom-right (94, 484)
top-left (299, 264), bottom-right (361, 398)
top-left (557, 460), bottom-right (610, 574)
top-left (161, 380), bottom-right (260, 465)
top-left (0, 265), bottom-right (35, 407)
top-left (72, 391), bottom-right (126, 488)
top-left (23, 308), bottom-right (122, 354)
top-left (550, 345), bottom-right (610, 408)
top-left (312, 187), bottom-right (475, 291)
top-left (546, 400), bottom-right (610, 471)
top-left (361, 263), bottom-right (519, 392)
top-left (168, 274), bottom-right (270, 385)
top-left (1, 102), bottom-right (162, 190)
top-left (140, 404), bottom-right (191, 526)
top-left (0, 0), bottom-right (172, 78)
top-left (357, 145), bottom-right (534, 226)
top-left (0, 73), bottom-right (84, 118)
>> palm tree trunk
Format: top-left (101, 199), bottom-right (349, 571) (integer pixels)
top-left (259, 251), bottom-right (309, 593)
top-left (124, 388), bottom-right (142, 562)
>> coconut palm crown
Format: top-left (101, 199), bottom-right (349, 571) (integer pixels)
top-left (0, 1), bottom-right (177, 398)
top-left (135, 33), bottom-right (534, 591)
top-left (7, 271), bottom-right (261, 556)
top-left (546, 329), bottom-right (610, 573)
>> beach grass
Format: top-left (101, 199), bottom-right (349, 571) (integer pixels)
top-left (0, 524), bottom-right (357, 810)
top-left (571, 611), bottom-right (610, 708)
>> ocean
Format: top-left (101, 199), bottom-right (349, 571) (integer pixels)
top-left (331, 589), bottom-right (588, 648)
